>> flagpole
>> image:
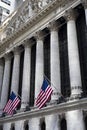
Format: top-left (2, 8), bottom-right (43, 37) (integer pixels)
top-left (44, 74), bottom-right (64, 98)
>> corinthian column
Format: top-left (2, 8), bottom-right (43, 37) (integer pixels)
top-left (45, 21), bottom-right (61, 130)
top-left (65, 9), bottom-right (85, 130)
top-left (0, 53), bottom-right (12, 110)
top-left (65, 9), bottom-right (82, 96)
top-left (29, 31), bottom-right (44, 130)
top-left (49, 21), bottom-right (61, 100)
top-left (0, 59), bottom-right (4, 99)
top-left (35, 31), bottom-right (44, 100)
top-left (21, 40), bottom-right (31, 108)
top-left (11, 47), bottom-right (21, 94)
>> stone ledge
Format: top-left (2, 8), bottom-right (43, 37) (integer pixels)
top-left (0, 97), bottom-right (87, 124)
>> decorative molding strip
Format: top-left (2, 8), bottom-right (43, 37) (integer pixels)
top-left (0, 97), bottom-right (87, 124)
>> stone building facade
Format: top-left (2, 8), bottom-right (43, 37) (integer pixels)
top-left (0, 0), bottom-right (87, 130)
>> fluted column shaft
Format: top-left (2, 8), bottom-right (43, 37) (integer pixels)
top-left (21, 41), bottom-right (31, 108)
top-left (45, 114), bottom-right (60, 130)
top-left (0, 54), bottom-right (12, 109)
top-left (35, 31), bottom-right (44, 99)
top-left (65, 9), bottom-right (85, 130)
top-left (50, 21), bottom-right (61, 100)
top-left (45, 21), bottom-right (61, 130)
top-left (66, 110), bottom-right (85, 130)
top-left (66, 9), bottom-right (82, 96)
top-left (29, 118), bottom-right (40, 130)
top-left (29, 31), bottom-right (44, 130)
top-left (15, 121), bottom-right (24, 130)
top-left (0, 59), bottom-right (4, 100)
top-left (11, 47), bottom-right (21, 93)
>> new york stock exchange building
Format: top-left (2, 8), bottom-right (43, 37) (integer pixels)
top-left (0, 0), bottom-right (87, 130)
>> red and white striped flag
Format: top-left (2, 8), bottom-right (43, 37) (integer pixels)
top-left (3, 91), bottom-right (20, 115)
top-left (35, 79), bottom-right (53, 109)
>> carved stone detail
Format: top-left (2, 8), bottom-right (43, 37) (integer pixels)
top-left (13, 46), bottom-right (22, 55)
top-left (48, 20), bottom-right (60, 31)
top-left (22, 5), bottom-right (30, 21)
top-left (71, 86), bottom-right (82, 90)
top-left (6, 27), bottom-right (14, 36)
top-left (65, 9), bottom-right (78, 21)
top-left (4, 53), bottom-right (12, 60)
top-left (34, 30), bottom-right (45, 40)
top-left (4, 0), bottom-right (45, 38)
top-left (23, 39), bottom-right (34, 48)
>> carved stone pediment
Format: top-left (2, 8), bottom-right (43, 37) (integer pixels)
top-left (6, 27), bottom-right (14, 36)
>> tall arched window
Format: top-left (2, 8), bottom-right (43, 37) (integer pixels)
top-left (60, 118), bottom-right (67, 130)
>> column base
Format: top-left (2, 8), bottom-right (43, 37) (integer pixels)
top-left (69, 94), bottom-right (82, 101)
top-left (70, 86), bottom-right (82, 100)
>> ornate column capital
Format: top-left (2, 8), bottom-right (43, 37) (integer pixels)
top-left (23, 39), bottom-right (34, 48)
top-left (4, 53), bottom-right (13, 61)
top-left (64, 9), bottom-right (78, 21)
top-left (34, 30), bottom-right (45, 40)
top-left (48, 20), bottom-right (60, 31)
top-left (12, 46), bottom-right (22, 55)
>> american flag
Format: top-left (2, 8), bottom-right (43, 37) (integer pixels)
top-left (3, 91), bottom-right (20, 115)
top-left (35, 79), bottom-right (53, 109)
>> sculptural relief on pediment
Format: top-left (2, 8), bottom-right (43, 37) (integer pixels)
top-left (1, 0), bottom-right (63, 41)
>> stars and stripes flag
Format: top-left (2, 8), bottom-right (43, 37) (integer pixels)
top-left (3, 91), bottom-right (20, 115)
top-left (35, 79), bottom-right (53, 109)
